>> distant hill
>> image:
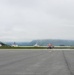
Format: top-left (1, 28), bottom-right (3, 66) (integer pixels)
top-left (0, 41), bottom-right (9, 46)
top-left (6, 42), bottom-right (30, 46)
top-left (5, 39), bottom-right (74, 46)
top-left (29, 39), bottom-right (74, 46)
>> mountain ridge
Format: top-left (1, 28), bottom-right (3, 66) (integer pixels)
top-left (5, 39), bottom-right (74, 46)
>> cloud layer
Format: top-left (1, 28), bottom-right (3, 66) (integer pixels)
top-left (0, 0), bottom-right (74, 41)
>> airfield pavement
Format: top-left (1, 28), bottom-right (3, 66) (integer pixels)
top-left (0, 49), bottom-right (74, 75)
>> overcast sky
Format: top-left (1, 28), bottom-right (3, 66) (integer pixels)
top-left (0, 0), bottom-right (74, 42)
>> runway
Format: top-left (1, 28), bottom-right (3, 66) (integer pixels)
top-left (0, 49), bottom-right (74, 75)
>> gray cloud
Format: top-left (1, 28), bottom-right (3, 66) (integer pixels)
top-left (0, 0), bottom-right (74, 42)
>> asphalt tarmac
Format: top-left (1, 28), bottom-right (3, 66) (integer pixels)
top-left (0, 49), bottom-right (74, 75)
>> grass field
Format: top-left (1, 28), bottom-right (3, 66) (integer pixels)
top-left (0, 46), bottom-right (74, 49)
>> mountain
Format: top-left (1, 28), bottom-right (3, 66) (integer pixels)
top-left (29, 39), bottom-right (74, 46)
top-left (5, 39), bottom-right (74, 46)
top-left (0, 41), bottom-right (10, 46)
top-left (5, 42), bottom-right (30, 46)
